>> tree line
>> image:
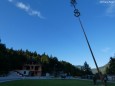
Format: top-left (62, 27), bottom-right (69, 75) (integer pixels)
top-left (106, 57), bottom-right (115, 75)
top-left (0, 41), bottom-right (94, 76)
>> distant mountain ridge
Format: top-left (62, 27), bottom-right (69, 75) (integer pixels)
top-left (92, 64), bottom-right (109, 74)
top-left (76, 63), bottom-right (109, 74)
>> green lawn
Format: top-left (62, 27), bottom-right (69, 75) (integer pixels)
top-left (0, 79), bottom-right (115, 86)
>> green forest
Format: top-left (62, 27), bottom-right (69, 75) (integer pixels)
top-left (0, 41), bottom-right (93, 76)
top-left (0, 41), bottom-right (115, 76)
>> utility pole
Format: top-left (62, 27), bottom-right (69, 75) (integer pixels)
top-left (70, 0), bottom-right (104, 85)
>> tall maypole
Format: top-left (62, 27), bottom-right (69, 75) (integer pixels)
top-left (70, 0), bottom-right (103, 84)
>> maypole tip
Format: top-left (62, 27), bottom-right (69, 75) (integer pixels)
top-left (70, 0), bottom-right (80, 17)
top-left (70, 0), bottom-right (77, 5)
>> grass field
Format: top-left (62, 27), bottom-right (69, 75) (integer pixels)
top-left (0, 79), bottom-right (115, 86)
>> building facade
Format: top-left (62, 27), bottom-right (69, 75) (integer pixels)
top-left (18, 63), bottom-right (42, 76)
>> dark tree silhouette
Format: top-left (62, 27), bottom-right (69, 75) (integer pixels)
top-left (106, 57), bottom-right (115, 75)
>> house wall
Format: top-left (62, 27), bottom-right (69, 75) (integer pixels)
top-left (108, 75), bottom-right (115, 81)
top-left (23, 64), bottom-right (42, 76)
top-left (17, 70), bottom-right (29, 76)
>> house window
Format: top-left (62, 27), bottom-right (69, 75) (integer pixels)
top-left (31, 66), bottom-right (33, 69)
top-left (26, 66), bottom-right (30, 70)
top-left (35, 71), bottom-right (38, 75)
top-left (24, 71), bottom-right (26, 74)
top-left (35, 66), bottom-right (39, 70)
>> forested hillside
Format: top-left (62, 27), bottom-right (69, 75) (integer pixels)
top-left (0, 41), bottom-right (90, 76)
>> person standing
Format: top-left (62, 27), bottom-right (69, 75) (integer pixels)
top-left (93, 75), bottom-right (97, 85)
top-left (104, 74), bottom-right (108, 86)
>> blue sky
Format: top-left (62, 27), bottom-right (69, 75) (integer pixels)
top-left (0, 0), bottom-right (115, 68)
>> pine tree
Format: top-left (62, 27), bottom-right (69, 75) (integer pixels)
top-left (106, 57), bottom-right (115, 75)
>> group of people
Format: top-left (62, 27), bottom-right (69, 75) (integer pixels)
top-left (93, 74), bottom-right (108, 86)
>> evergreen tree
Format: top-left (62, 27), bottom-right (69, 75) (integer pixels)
top-left (41, 53), bottom-right (49, 63)
top-left (106, 57), bottom-right (115, 75)
top-left (82, 61), bottom-right (93, 75)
